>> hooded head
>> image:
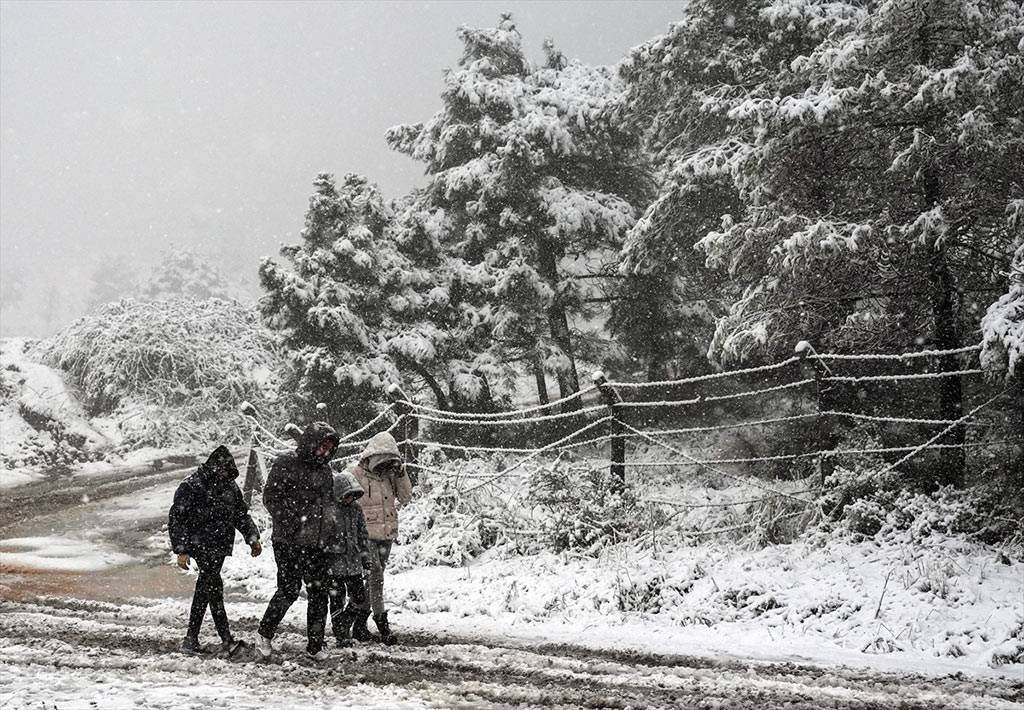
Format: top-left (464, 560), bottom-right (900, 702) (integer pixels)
top-left (333, 470), bottom-right (364, 504)
top-left (297, 421), bottom-right (341, 465)
top-left (358, 431), bottom-right (402, 475)
top-left (203, 445), bottom-right (239, 480)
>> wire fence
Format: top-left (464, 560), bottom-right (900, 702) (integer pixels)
top-left (243, 342), bottom-right (1017, 536)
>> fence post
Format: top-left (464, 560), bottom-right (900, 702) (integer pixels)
top-left (795, 341), bottom-right (834, 487)
top-left (387, 384), bottom-right (420, 485)
top-left (591, 371), bottom-right (625, 490)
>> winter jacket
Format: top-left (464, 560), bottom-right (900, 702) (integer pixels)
top-left (168, 446), bottom-right (260, 557)
top-left (325, 471), bottom-right (370, 577)
top-left (263, 422), bottom-right (341, 548)
top-left (353, 432), bottom-right (412, 541)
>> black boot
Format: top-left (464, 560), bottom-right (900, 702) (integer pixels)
top-left (351, 609), bottom-right (373, 642)
top-left (180, 635), bottom-right (209, 655)
top-left (373, 612), bottom-right (396, 646)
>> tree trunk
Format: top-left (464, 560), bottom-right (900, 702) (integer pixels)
top-left (918, 11), bottom-right (964, 488)
top-left (532, 349), bottom-right (550, 405)
top-left (927, 238), bottom-right (965, 487)
top-left (396, 354), bottom-right (450, 411)
top-left (536, 237), bottom-right (581, 406)
top-left (923, 171), bottom-right (964, 488)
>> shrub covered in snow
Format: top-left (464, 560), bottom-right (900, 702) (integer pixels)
top-left (981, 242), bottom-right (1023, 379)
top-left (34, 298), bottom-right (288, 450)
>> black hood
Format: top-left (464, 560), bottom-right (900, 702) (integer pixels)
top-left (200, 445), bottom-right (239, 480)
top-left (296, 421), bottom-right (341, 464)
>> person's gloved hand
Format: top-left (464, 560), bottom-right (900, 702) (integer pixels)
top-left (176, 553), bottom-right (191, 570)
top-left (250, 541), bottom-right (263, 557)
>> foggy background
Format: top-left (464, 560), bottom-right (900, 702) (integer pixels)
top-left (0, 0), bottom-right (682, 338)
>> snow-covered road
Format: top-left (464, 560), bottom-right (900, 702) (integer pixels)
top-left (1, 464), bottom-right (1021, 709)
top-left (2, 595), bottom-right (1022, 709)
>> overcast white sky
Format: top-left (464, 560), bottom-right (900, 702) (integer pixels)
top-left (0, 0), bottom-right (682, 337)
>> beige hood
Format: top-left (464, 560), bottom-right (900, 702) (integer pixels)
top-left (358, 431), bottom-right (402, 473)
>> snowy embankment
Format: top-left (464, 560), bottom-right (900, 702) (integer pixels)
top-left (0, 338), bottom-right (193, 489)
top-left (217, 528), bottom-right (1023, 679)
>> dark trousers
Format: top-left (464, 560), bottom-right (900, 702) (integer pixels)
top-left (328, 573), bottom-right (366, 640)
top-left (187, 553), bottom-right (231, 642)
top-left (257, 544), bottom-right (330, 653)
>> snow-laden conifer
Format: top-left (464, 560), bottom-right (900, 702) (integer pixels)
top-left (387, 15), bottom-right (645, 404)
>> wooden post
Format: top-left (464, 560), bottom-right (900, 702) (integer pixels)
top-left (591, 371), bottom-right (625, 489)
top-left (387, 384), bottom-right (420, 486)
top-left (796, 341), bottom-right (834, 487)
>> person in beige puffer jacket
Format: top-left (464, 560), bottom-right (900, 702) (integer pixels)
top-left (351, 431), bottom-right (412, 645)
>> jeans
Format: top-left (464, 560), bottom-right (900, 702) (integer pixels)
top-left (361, 540), bottom-right (392, 615)
top-left (257, 544), bottom-right (331, 654)
top-left (187, 553), bottom-right (230, 641)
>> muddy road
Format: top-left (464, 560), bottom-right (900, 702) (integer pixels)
top-left (2, 595), bottom-right (1022, 710)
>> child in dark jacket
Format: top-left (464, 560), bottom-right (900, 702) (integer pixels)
top-left (326, 471), bottom-right (370, 647)
top-left (168, 445), bottom-right (262, 656)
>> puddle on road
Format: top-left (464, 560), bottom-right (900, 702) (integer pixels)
top-left (1, 557), bottom-right (191, 602)
top-left (0, 478), bottom-right (193, 603)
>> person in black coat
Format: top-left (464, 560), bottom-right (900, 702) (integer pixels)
top-left (168, 445), bottom-right (262, 656)
top-left (255, 422), bottom-right (340, 660)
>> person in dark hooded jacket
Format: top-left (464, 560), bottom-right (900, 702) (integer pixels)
top-left (325, 471), bottom-right (370, 647)
top-left (168, 445), bottom-right (261, 656)
top-left (255, 422), bottom-right (340, 660)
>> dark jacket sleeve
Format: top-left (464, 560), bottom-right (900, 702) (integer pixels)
top-left (263, 458), bottom-right (290, 524)
top-left (168, 482), bottom-right (193, 555)
top-left (231, 484), bottom-right (260, 545)
top-left (356, 506), bottom-right (370, 557)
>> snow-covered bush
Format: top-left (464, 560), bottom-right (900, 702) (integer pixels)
top-left (524, 460), bottom-right (640, 553)
top-left (34, 298), bottom-right (287, 450)
top-left (390, 467), bottom-right (487, 570)
top-left (390, 450), bottom-right (643, 570)
top-left (981, 242), bottom-right (1023, 379)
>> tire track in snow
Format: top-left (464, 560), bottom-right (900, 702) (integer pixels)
top-left (1, 600), bottom-right (1020, 709)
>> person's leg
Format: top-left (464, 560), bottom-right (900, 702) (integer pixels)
top-left (364, 540), bottom-right (390, 616)
top-left (186, 562), bottom-right (212, 642)
top-left (345, 574), bottom-right (367, 614)
top-left (327, 568), bottom-right (347, 643)
top-left (257, 544), bottom-right (302, 640)
top-left (368, 540), bottom-right (392, 616)
top-left (302, 549), bottom-right (330, 654)
top-left (198, 555), bottom-right (231, 642)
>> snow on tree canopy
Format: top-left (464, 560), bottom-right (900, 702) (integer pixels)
top-left (386, 14), bottom-right (647, 404)
top-left (620, 0), bottom-right (1024, 365)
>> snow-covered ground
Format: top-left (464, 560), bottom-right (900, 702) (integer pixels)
top-left (1, 463), bottom-right (1021, 708)
top-left (0, 337), bottom-right (203, 488)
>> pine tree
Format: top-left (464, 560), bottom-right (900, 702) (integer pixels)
top-left (698, 0), bottom-right (1022, 485)
top-left (614, 0), bottom-right (785, 379)
top-left (259, 173), bottom-right (404, 428)
top-left (387, 15), bottom-right (645, 403)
